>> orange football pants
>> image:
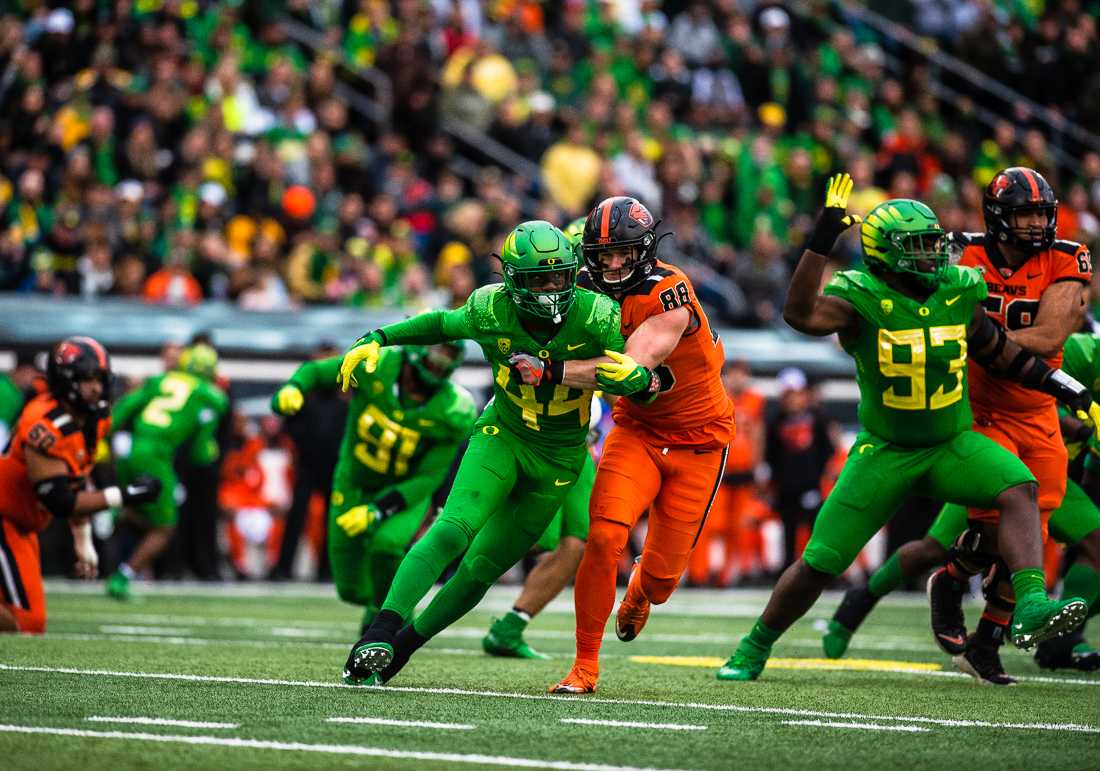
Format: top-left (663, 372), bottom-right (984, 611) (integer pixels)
top-left (968, 405), bottom-right (1066, 538)
top-left (573, 425), bottom-right (727, 663)
top-left (0, 517), bottom-right (45, 633)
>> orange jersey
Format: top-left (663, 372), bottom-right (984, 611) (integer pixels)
top-left (583, 261), bottom-right (735, 447)
top-left (726, 388), bottom-right (765, 474)
top-left (960, 233), bottom-right (1092, 415)
top-left (0, 393), bottom-right (110, 533)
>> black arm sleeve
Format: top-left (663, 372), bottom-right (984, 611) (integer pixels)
top-left (34, 476), bottom-right (76, 519)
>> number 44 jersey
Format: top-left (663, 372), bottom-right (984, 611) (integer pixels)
top-left (824, 265), bottom-right (986, 447)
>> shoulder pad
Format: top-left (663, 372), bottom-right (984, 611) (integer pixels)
top-left (1052, 239), bottom-right (1084, 256)
top-left (465, 284), bottom-right (506, 331)
top-left (949, 264), bottom-right (985, 289)
top-left (825, 269), bottom-right (874, 293)
top-left (200, 381), bottom-right (230, 411)
top-left (579, 288), bottom-right (621, 328)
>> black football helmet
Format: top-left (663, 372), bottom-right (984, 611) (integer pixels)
top-left (581, 196), bottom-right (660, 293)
top-left (983, 167), bottom-right (1058, 254)
top-left (46, 336), bottom-right (111, 415)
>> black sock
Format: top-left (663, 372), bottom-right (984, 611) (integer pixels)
top-left (379, 624), bottom-right (431, 682)
top-left (974, 614), bottom-right (1008, 648)
top-left (367, 609), bottom-right (403, 641)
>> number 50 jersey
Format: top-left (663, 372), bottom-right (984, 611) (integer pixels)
top-left (957, 232), bottom-right (1092, 417)
top-left (824, 265), bottom-right (987, 447)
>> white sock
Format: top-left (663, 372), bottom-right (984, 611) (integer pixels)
top-left (118, 563), bottom-right (135, 580)
top-left (511, 608), bottom-right (532, 624)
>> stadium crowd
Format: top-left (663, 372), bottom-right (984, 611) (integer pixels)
top-left (1, 0), bottom-right (1099, 328)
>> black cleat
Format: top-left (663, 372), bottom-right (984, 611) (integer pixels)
top-left (953, 639), bottom-right (1017, 685)
top-left (928, 567), bottom-right (969, 655)
top-left (1035, 626), bottom-right (1100, 672)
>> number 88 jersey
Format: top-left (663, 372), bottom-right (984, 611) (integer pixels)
top-left (958, 231), bottom-right (1093, 416)
top-left (824, 265), bottom-right (987, 447)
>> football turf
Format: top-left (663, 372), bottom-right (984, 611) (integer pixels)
top-left (1, 582), bottom-right (1098, 770)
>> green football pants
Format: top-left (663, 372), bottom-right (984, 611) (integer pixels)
top-left (803, 429), bottom-right (1034, 576)
top-left (535, 451), bottom-right (596, 551)
top-left (115, 440), bottom-right (179, 527)
top-left (327, 462), bottom-right (432, 611)
top-left (380, 412), bottom-right (588, 639)
top-left (929, 477), bottom-right (1100, 550)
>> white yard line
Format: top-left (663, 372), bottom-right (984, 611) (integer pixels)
top-left (86, 716), bottom-right (238, 729)
top-left (0, 724), bottom-right (683, 771)
top-left (99, 625), bottom-right (194, 636)
top-left (327, 716), bottom-right (475, 730)
top-left (782, 720), bottom-right (929, 733)
top-left (2, 664), bottom-right (1096, 734)
top-left (560, 719), bottom-right (706, 732)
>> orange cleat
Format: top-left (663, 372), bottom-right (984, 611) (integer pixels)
top-left (616, 557), bottom-right (651, 642)
top-left (549, 661), bottom-right (599, 694)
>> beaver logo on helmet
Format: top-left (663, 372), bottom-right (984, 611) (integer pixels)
top-left (989, 173), bottom-right (1012, 199)
top-left (46, 336), bottom-right (111, 415)
top-left (628, 202), bottom-right (653, 228)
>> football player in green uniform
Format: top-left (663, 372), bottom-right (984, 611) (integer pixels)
top-left (338, 220), bottom-right (625, 685)
top-left (271, 340), bottom-right (476, 632)
top-left (481, 215), bottom-right (598, 661)
top-left (717, 176), bottom-right (1098, 681)
top-left (823, 330), bottom-right (1100, 678)
top-left (106, 344), bottom-right (229, 599)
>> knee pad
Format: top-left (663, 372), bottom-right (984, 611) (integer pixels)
top-left (432, 517), bottom-right (475, 558)
top-left (586, 519), bottom-right (630, 560)
top-left (801, 542), bottom-right (846, 577)
top-left (640, 570), bottom-right (677, 605)
top-left (334, 583), bottom-right (370, 607)
top-left (461, 553), bottom-right (507, 586)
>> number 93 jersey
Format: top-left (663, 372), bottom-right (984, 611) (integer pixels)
top-left (958, 232), bottom-right (1092, 416)
top-left (824, 265), bottom-right (987, 447)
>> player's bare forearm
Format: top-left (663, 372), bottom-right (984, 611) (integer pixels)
top-left (560, 358), bottom-right (604, 390)
top-left (1006, 281), bottom-right (1087, 358)
top-left (560, 309), bottom-right (688, 389)
top-left (783, 249), bottom-right (858, 336)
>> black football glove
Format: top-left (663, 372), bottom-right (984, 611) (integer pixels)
top-left (806, 173), bottom-right (862, 256)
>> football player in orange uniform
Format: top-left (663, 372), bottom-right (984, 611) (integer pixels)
top-left (0, 337), bottom-right (160, 633)
top-left (525, 196), bottom-right (735, 694)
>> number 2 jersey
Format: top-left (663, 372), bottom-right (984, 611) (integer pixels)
top-left (581, 260), bottom-right (734, 448)
top-left (111, 371), bottom-right (229, 465)
top-left (957, 232), bottom-right (1092, 417)
top-left (824, 265), bottom-right (987, 447)
top-left (287, 349), bottom-right (477, 493)
top-left (0, 393), bottom-right (111, 532)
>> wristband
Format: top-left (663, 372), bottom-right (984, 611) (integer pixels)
top-left (546, 359), bottom-right (564, 385)
top-left (104, 486), bottom-right (123, 508)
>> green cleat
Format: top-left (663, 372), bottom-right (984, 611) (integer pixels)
top-left (822, 620), bottom-right (854, 659)
top-left (105, 570), bottom-right (130, 601)
top-left (342, 670), bottom-right (383, 687)
top-left (716, 649), bottom-right (767, 681)
top-left (482, 616), bottom-right (551, 660)
top-left (1010, 597), bottom-right (1088, 650)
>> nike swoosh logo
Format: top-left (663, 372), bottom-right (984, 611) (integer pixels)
top-left (554, 479), bottom-right (572, 487)
top-left (1028, 272), bottom-right (1042, 279)
top-left (938, 634), bottom-right (966, 646)
top-left (945, 295), bottom-right (961, 306)
top-left (567, 343), bottom-right (586, 351)
top-left (858, 443), bottom-right (875, 455)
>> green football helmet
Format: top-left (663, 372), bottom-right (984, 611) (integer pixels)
top-left (563, 216), bottom-right (586, 247)
top-left (177, 343), bottom-right (218, 381)
top-left (498, 220), bottom-right (578, 322)
top-left (860, 199), bottom-right (948, 288)
top-left (404, 342), bottom-right (465, 389)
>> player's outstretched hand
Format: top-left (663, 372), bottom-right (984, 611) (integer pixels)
top-left (508, 352), bottom-right (548, 386)
top-left (339, 332), bottom-right (383, 391)
top-left (122, 474), bottom-right (162, 505)
top-left (1076, 401), bottom-right (1100, 443)
top-left (807, 172), bottom-right (862, 256)
top-left (335, 504), bottom-right (381, 537)
top-left (595, 350), bottom-right (652, 396)
top-left (272, 384), bottom-right (304, 416)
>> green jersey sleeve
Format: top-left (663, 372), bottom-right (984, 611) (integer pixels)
top-left (588, 292), bottom-right (626, 353)
top-left (111, 376), bottom-right (158, 433)
top-left (287, 356), bottom-right (343, 393)
top-left (189, 382), bottom-right (229, 466)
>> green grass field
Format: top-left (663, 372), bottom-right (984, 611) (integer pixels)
top-left (1, 581), bottom-right (1098, 770)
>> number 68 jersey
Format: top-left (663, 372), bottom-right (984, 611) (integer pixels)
top-left (957, 232), bottom-right (1092, 416)
top-left (823, 265), bottom-right (987, 447)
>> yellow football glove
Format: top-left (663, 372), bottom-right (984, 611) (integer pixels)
top-left (335, 504), bottom-right (381, 537)
top-left (595, 350), bottom-right (653, 396)
top-left (272, 384), bottom-right (304, 416)
top-left (338, 333), bottom-right (383, 391)
top-left (1076, 402), bottom-right (1100, 443)
top-left (808, 172), bottom-right (862, 255)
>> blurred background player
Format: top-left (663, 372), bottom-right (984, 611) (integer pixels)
top-left (271, 338), bottom-right (475, 633)
top-left (339, 220), bottom-right (624, 685)
top-left (105, 343), bottom-right (228, 599)
top-left (688, 359), bottom-right (769, 587)
top-left (0, 351), bottom-right (43, 450)
top-left (718, 178), bottom-right (1095, 682)
top-left (823, 168), bottom-right (1094, 682)
top-left (548, 195), bottom-right (735, 694)
top-left (0, 337), bottom-right (159, 632)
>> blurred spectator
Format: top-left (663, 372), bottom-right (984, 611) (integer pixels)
top-left (765, 368), bottom-right (836, 570)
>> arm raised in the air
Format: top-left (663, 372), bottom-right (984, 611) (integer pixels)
top-left (782, 174), bottom-right (862, 338)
